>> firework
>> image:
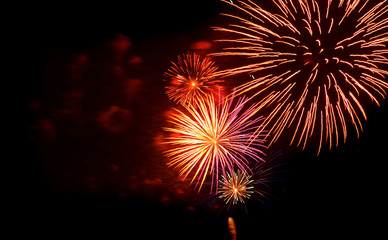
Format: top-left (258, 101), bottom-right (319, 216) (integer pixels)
top-left (218, 169), bottom-right (255, 205)
top-left (163, 94), bottom-right (266, 191)
top-left (164, 52), bottom-right (223, 106)
top-left (216, 151), bottom-right (285, 210)
top-left (212, 0), bottom-right (388, 154)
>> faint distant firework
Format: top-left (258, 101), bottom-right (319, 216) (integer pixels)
top-left (212, 0), bottom-right (388, 154)
top-left (164, 52), bottom-right (223, 106)
top-left (163, 94), bottom-right (266, 191)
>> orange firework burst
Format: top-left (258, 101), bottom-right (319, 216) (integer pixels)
top-left (163, 94), bottom-right (266, 191)
top-left (164, 52), bottom-right (223, 106)
top-left (212, 0), bottom-right (388, 154)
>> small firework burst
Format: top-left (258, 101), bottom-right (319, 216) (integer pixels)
top-left (218, 169), bottom-right (255, 205)
top-left (212, 0), bottom-right (388, 154)
top-left (163, 94), bottom-right (266, 191)
top-left (214, 151), bottom-right (285, 211)
top-left (164, 52), bottom-right (223, 106)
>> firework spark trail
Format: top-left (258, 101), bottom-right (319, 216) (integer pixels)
top-left (228, 217), bottom-right (237, 240)
top-left (163, 94), bottom-right (266, 191)
top-left (212, 0), bottom-right (388, 154)
top-left (164, 52), bottom-right (223, 106)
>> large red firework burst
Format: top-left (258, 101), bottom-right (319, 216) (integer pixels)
top-left (164, 52), bottom-right (223, 106)
top-left (212, 0), bottom-right (388, 154)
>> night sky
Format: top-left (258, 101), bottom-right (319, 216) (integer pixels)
top-left (24, 1), bottom-right (387, 239)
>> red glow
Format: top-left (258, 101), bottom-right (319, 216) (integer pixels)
top-left (190, 41), bottom-right (212, 50)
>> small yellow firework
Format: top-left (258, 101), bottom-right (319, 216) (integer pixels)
top-left (218, 169), bottom-right (254, 205)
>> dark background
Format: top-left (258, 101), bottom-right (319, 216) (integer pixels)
top-left (23, 1), bottom-right (387, 239)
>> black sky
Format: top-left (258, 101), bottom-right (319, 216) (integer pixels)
top-left (23, 1), bottom-right (387, 239)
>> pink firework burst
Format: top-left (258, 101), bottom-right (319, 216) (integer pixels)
top-left (163, 94), bottom-right (266, 191)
